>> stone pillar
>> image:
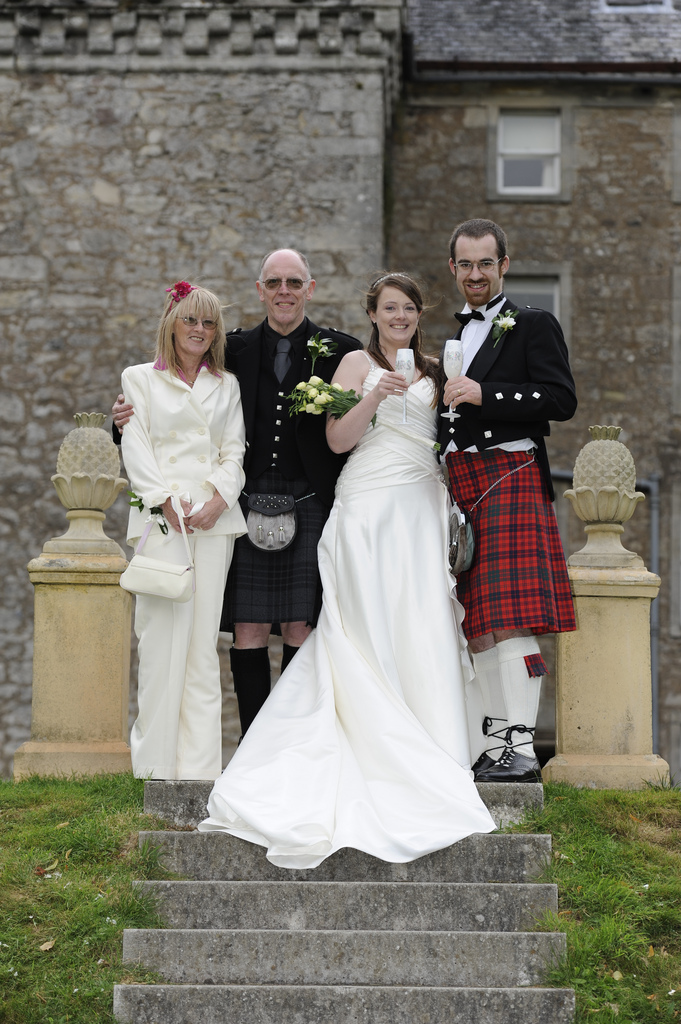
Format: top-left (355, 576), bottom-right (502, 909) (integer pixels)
top-left (543, 426), bottom-right (670, 789)
top-left (13, 414), bottom-right (132, 779)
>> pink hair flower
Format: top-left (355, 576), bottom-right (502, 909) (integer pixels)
top-left (166, 281), bottom-right (196, 307)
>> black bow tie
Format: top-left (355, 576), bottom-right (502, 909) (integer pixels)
top-left (455, 310), bottom-right (485, 327)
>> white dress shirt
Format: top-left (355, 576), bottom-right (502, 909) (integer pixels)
top-left (444, 294), bottom-right (534, 456)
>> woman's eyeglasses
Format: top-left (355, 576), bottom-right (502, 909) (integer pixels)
top-left (179, 316), bottom-right (217, 330)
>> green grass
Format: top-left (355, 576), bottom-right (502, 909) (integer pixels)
top-left (0, 773), bottom-right (174, 1024)
top-left (509, 782), bottom-right (681, 1023)
top-left (1, 774), bottom-right (680, 1023)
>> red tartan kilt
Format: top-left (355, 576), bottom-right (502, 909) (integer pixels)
top-left (445, 450), bottom-right (576, 639)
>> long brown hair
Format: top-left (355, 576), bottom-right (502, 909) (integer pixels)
top-left (365, 273), bottom-right (443, 407)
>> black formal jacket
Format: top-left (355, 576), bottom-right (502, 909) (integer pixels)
top-left (437, 299), bottom-right (577, 501)
top-left (226, 318), bottom-right (362, 508)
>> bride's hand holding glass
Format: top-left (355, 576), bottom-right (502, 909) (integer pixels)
top-left (373, 369), bottom-right (410, 404)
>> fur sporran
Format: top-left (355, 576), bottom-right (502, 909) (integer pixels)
top-left (246, 493), bottom-right (297, 552)
top-left (448, 501), bottom-right (475, 575)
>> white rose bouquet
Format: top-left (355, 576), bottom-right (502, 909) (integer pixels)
top-left (287, 375), bottom-right (376, 426)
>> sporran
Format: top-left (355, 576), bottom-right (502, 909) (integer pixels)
top-left (449, 501), bottom-right (475, 575)
top-left (246, 493), bottom-right (297, 552)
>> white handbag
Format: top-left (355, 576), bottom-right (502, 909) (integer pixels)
top-left (120, 497), bottom-right (195, 602)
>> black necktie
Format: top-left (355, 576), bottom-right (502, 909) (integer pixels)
top-left (273, 337), bottom-right (292, 382)
top-left (455, 310), bottom-right (485, 327)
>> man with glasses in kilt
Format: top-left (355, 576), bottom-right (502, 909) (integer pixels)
top-left (220, 250), bottom-right (361, 739)
top-left (438, 219), bottom-right (577, 783)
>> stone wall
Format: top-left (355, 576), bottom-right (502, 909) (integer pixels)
top-left (0, 0), bottom-right (401, 777)
top-left (387, 80), bottom-right (681, 779)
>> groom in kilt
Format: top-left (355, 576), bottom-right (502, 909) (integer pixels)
top-left (438, 219), bottom-right (577, 783)
top-left (221, 249), bottom-right (361, 737)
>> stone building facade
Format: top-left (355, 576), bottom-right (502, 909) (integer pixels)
top-left (2, 0), bottom-right (680, 780)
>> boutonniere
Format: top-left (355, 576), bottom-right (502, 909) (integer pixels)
top-left (491, 309), bottom-right (519, 348)
top-left (306, 332), bottom-right (337, 374)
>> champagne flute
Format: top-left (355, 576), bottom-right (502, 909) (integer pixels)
top-left (395, 348), bottom-right (415, 424)
top-left (441, 338), bottom-right (464, 421)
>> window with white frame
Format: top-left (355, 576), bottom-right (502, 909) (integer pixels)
top-left (504, 276), bottom-right (560, 320)
top-left (497, 112), bottom-right (561, 196)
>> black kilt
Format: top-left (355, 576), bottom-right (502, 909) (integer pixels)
top-left (221, 470), bottom-right (328, 633)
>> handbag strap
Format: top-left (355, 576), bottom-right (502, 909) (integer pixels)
top-left (134, 518), bottom-right (155, 556)
top-left (172, 496), bottom-right (195, 570)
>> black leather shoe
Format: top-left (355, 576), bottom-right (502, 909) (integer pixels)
top-left (475, 747), bottom-right (542, 783)
top-left (472, 752), bottom-right (498, 778)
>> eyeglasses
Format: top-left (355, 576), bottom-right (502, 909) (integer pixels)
top-left (260, 277), bottom-right (310, 292)
top-left (179, 316), bottom-right (217, 330)
top-left (451, 258), bottom-right (504, 274)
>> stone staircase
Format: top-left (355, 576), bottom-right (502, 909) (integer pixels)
top-left (113, 780), bottom-right (575, 1024)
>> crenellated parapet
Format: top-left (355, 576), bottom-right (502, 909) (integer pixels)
top-left (0, 3), bottom-right (401, 81)
top-left (0, 1), bottom-right (403, 120)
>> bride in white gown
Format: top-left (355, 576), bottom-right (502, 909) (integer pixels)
top-left (198, 273), bottom-right (495, 867)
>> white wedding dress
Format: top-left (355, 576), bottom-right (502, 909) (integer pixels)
top-left (198, 362), bottom-right (496, 867)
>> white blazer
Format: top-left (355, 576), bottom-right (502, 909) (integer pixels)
top-left (121, 363), bottom-right (247, 542)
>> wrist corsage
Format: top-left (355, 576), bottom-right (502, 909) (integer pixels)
top-left (127, 491), bottom-right (169, 534)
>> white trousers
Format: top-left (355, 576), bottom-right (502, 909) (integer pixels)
top-left (130, 530), bottom-right (234, 781)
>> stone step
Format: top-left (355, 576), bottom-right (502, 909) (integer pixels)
top-left (144, 778), bottom-right (544, 829)
top-left (122, 927), bottom-right (566, 987)
top-left (139, 829), bottom-right (552, 882)
top-left (114, 983), bottom-right (576, 1024)
top-left (137, 878), bottom-right (557, 931)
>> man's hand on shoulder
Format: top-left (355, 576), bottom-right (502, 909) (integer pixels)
top-left (113, 394), bottom-right (134, 431)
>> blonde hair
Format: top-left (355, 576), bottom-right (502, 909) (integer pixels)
top-left (155, 285), bottom-right (227, 376)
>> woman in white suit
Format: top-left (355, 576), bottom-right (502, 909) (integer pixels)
top-left (121, 281), bottom-right (247, 781)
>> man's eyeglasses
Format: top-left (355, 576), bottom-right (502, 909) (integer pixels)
top-left (179, 316), bottom-right (217, 330)
top-left (260, 277), bottom-right (310, 292)
top-left (451, 258), bottom-right (504, 274)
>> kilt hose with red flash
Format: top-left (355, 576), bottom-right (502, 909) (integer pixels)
top-left (445, 449), bottom-right (576, 640)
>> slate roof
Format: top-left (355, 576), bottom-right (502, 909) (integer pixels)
top-left (407, 0), bottom-right (681, 78)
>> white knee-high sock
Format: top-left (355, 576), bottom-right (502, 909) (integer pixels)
top-left (471, 648), bottom-right (508, 759)
top-left (496, 637), bottom-right (547, 758)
